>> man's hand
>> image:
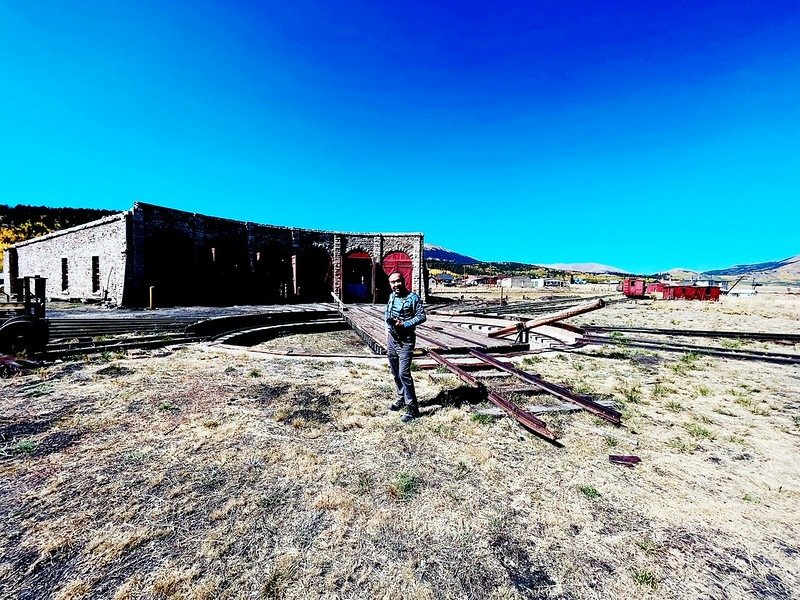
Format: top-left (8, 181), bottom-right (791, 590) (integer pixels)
top-left (393, 318), bottom-right (404, 328)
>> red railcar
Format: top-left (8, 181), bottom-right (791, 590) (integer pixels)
top-left (662, 285), bottom-right (720, 301)
top-left (622, 278), bottom-right (720, 301)
top-left (622, 278), bottom-right (647, 298)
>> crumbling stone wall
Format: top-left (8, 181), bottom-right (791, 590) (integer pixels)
top-left (9, 213), bottom-right (128, 304)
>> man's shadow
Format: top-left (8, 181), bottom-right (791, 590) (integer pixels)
top-left (420, 385), bottom-right (487, 410)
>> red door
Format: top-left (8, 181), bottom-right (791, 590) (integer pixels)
top-left (382, 251), bottom-right (413, 290)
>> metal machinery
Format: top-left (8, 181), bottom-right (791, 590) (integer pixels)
top-left (0, 276), bottom-right (49, 354)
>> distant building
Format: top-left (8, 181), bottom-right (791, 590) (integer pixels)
top-left (464, 275), bottom-right (498, 286)
top-left (531, 278), bottom-right (568, 288)
top-left (727, 287), bottom-right (757, 297)
top-left (435, 273), bottom-right (455, 284)
top-left (499, 276), bottom-right (536, 288)
top-left (691, 278), bottom-right (729, 290)
top-left (3, 202), bottom-right (425, 307)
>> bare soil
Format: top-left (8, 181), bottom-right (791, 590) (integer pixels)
top-left (1, 296), bottom-right (799, 599)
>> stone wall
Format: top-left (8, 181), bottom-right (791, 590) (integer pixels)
top-left (9, 213), bottom-right (129, 304)
top-left (338, 232), bottom-right (425, 300)
top-left (8, 202), bottom-right (425, 307)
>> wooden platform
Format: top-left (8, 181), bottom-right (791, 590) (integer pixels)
top-left (340, 304), bottom-right (530, 354)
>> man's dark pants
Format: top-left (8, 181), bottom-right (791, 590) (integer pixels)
top-left (387, 334), bottom-right (417, 407)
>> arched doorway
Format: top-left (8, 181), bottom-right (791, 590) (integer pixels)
top-left (343, 250), bottom-right (373, 302)
top-left (378, 250), bottom-right (413, 302)
top-left (297, 246), bottom-right (333, 301)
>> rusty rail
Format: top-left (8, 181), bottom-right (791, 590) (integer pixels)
top-left (468, 350), bottom-right (621, 425)
top-left (488, 299), bottom-right (606, 339)
top-left (427, 350), bottom-right (562, 446)
top-left (583, 334), bottom-right (800, 365)
top-left (584, 326), bottom-right (800, 343)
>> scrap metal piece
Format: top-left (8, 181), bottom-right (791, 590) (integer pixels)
top-left (0, 355), bottom-right (42, 378)
top-left (488, 299), bottom-right (606, 339)
top-left (609, 455), bottom-right (641, 466)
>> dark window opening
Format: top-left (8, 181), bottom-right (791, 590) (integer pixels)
top-left (61, 258), bottom-right (69, 292)
top-left (92, 256), bottom-right (100, 293)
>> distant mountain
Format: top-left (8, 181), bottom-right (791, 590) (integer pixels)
top-left (703, 255), bottom-right (800, 282)
top-left (423, 246), bottom-right (631, 274)
top-left (425, 241), bottom-right (800, 282)
top-left (424, 244), bottom-right (483, 265)
top-left (539, 262), bottom-right (630, 275)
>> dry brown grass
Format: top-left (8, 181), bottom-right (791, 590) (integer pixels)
top-left (2, 300), bottom-right (799, 599)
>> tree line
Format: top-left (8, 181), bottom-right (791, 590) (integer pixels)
top-left (0, 204), bottom-right (115, 270)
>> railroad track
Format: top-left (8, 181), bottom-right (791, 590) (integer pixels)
top-left (582, 334), bottom-right (800, 365)
top-left (431, 295), bottom-right (588, 316)
top-left (426, 348), bottom-right (622, 446)
top-left (47, 317), bottom-right (198, 339)
top-left (584, 325), bottom-right (800, 343)
top-left (39, 332), bottom-right (207, 359)
top-left (32, 309), bottom-right (344, 359)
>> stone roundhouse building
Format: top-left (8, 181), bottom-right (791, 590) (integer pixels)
top-left (3, 203), bottom-right (425, 307)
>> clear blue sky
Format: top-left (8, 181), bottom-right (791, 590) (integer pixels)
top-left (2, 1), bottom-right (798, 273)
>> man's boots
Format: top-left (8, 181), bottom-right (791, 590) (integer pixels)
top-left (401, 405), bottom-right (420, 423)
top-left (389, 399), bottom-right (404, 411)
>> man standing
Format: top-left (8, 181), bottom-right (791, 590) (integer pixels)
top-left (385, 271), bottom-right (426, 422)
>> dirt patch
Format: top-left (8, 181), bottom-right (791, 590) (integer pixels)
top-left (34, 430), bottom-right (84, 456)
top-left (95, 364), bottom-right (134, 377)
top-left (0, 417), bottom-right (58, 441)
top-left (252, 329), bottom-right (374, 355)
top-left (272, 385), bottom-right (340, 427)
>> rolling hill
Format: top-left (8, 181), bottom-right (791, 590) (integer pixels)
top-left (703, 255), bottom-right (800, 282)
top-left (424, 245), bottom-right (629, 276)
top-left (538, 262), bottom-right (629, 275)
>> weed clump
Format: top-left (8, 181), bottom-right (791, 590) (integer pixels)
top-left (631, 568), bottom-right (658, 588)
top-left (685, 422), bottom-right (715, 440)
top-left (578, 485), bottom-right (600, 499)
top-left (390, 472), bottom-right (420, 501)
top-left (667, 437), bottom-right (697, 453)
top-left (619, 383), bottom-right (642, 403)
top-left (672, 352), bottom-right (703, 375)
top-left (16, 439), bottom-right (37, 454)
top-left (470, 413), bottom-right (495, 425)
